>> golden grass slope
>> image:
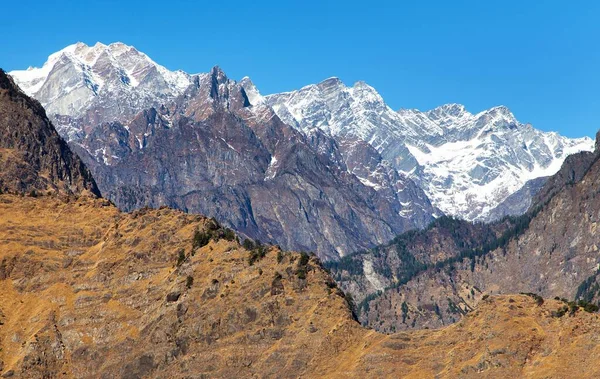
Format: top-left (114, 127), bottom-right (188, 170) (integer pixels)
top-left (0, 194), bottom-right (599, 378)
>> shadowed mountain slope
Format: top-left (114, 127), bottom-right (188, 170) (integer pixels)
top-left (0, 69), bottom-right (99, 196)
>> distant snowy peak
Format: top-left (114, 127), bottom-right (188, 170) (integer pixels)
top-left (13, 41), bottom-right (191, 94)
top-left (265, 77), bottom-right (595, 221)
top-left (423, 103), bottom-right (473, 129)
top-left (265, 76), bottom-right (399, 143)
top-left (9, 42), bottom-right (192, 119)
top-left (239, 76), bottom-right (265, 106)
top-left (426, 103), bottom-right (468, 117)
top-left (265, 78), bottom-right (524, 147)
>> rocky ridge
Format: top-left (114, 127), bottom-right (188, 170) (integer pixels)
top-left (265, 82), bottom-right (593, 221)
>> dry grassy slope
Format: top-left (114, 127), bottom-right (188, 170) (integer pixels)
top-left (1, 195), bottom-right (600, 378)
top-left (0, 194), bottom-right (371, 378)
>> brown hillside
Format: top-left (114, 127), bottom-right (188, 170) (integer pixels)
top-left (1, 195), bottom-right (600, 378)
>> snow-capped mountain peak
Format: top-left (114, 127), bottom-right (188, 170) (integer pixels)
top-left (424, 103), bottom-right (473, 128)
top-left (433, 103), bottom-right (467, 114)
top-left (239, 76), bottom-right (265, 106)
top-left (351, 80), bottom-right (386, 106)
top-left (475, 105), bottom-right (518, 126)
top-left (9, 44), bottom-right (595, 225)
top-left (318, 76), bottom-right (343, 86)
top-left (266, 80), bottom-right (595, 221)
top-left (265, 77), bottom-right (401, 141)
top-left (9, 42), bottom-right (192, 121)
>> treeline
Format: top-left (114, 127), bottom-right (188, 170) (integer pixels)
top-left (325, 216), bottom-right (477, 279)
top-left (575, 270), bottom-right (600, 302)
top-left (433, 210), bottom-right (535, 271)
top-left (355, 210), bottom-right (541, 315)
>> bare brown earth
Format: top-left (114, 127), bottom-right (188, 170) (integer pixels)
top-left (1, 194), bottom-right (600, 378)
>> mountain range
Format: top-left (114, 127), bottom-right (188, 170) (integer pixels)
top-left (2, 66), bottom-right (600, 378)
top-left (8, 42), bottom-right (594, 260)
top-left (264, 83), bottom-right (592, 221)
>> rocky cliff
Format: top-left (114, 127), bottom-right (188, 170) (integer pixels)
top-left (59, 66), bottom-right (437, 260)
top-left (0, 69), bottom-right (99, 196)
top-left (9, 43), bottom-right (438, 260)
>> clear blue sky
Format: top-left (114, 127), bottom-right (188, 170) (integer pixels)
top-left (2, 0), bottom-right (598, 138)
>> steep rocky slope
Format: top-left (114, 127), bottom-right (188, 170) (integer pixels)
top-left (71, 67), bottom-right (436, 260)
top-left (8, 43), bottom-right (437, 260)
top-left (346, 138), bottom-right (600, 332)
top-left (3, 195), bottom-right (600, 378)
top-left (0, 69), bottom-right (98, 196)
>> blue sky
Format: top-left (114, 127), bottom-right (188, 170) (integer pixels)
top-left (2, 0), bottom-right (598, 138)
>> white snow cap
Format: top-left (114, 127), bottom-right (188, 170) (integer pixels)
top-left (9, 42), bottom-right (192, 118)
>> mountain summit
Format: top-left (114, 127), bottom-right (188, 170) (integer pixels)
top-left (10, 42), bottom-right (191, 139)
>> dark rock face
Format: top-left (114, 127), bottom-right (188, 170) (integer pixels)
top-left (0, 70), bottom-right (99, 196)
top-left (332, 135), bottom-right (600, 332)
top-left (66, 67), bottom-right (434, 260)
top-left (530, 149), bottom-right (598, 210)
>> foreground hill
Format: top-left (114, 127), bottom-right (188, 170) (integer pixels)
top-left (0, 194), bottom-right (359, 377)
top-left (2, 195), bottom-right (600, 378)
